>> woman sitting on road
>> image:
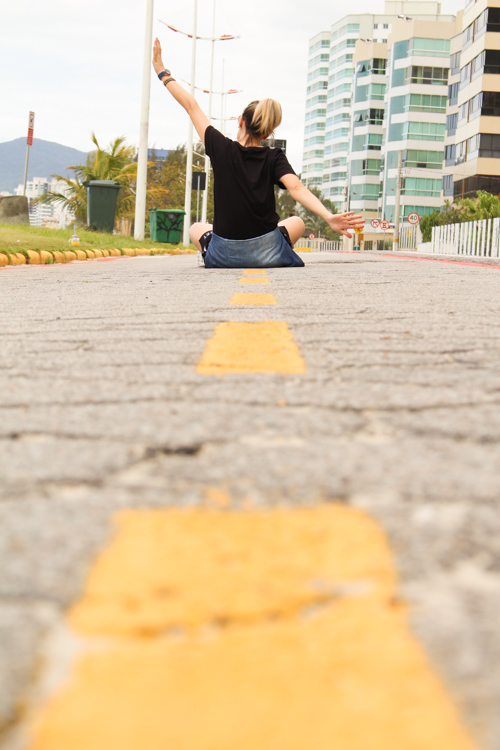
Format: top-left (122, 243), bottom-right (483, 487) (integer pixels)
top-left (153, 38), bottom-right (364, 268)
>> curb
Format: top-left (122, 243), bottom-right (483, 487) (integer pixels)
top-left (0, 248), bottom-right (197, 267)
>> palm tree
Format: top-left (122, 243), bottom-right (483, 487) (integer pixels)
top-left (458, 190), bottom-right (500, 221)
top-left (34, 134), bottom-right (145, 225)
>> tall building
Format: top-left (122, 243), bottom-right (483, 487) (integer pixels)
top-left (380, 15), bottom-right (458, 222)
top-left (447, 0), bottom-right (500, 199)
top-left (302, 1), bottom-right (456, 212)
top-left (15, 177), bottom-right (74, 228)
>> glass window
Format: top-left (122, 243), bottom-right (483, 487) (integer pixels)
top-left (405, 65), bottom-right (449, 85)
top-left (478, 133), bottom-right (500, 157)
top-left (448, 82), bottom-right (459, 104)
top-left (356, 60), bottom-right (369, 76)
top-left (444, 144), bottom-right (456, 163)
top-left (370, 58), bottom-right (387, 74)
top-left (481, 90), bottom-right (500, 116)
top-left (405, 93), bottom-right (447, 112)
top-left (403, 121), bottom-right (446, 140)
top-left (460, 62), bottom-right (471, 87)
top-left (487, 7), bottom-right (500, 32)
top-left (408, 38), bottom-right (450, 57)
top-left (484, 49), bottom-right (500, 74)
top-left (458, 100), bottom-right (469, 123)
top-left (393, 40), bottom-right (408, 60)
top-left (469, 92), bottom-right (482, 118)
top-left (463, 22), bottom-right (474, 49)
top-left (368, 83), bottom-right (386, 99)
top-left (450, 51), bottom-right (461, 75)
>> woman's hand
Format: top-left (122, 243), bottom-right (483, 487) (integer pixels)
top-left (152, 37), bottom-right (165, 76)
top-left (326, 212), bottom-right (365, 239)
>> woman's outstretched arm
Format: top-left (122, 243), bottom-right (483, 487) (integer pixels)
top-left (280, 173), bottom-right (364, 239)
top-left (152, 38), bottom-right (210, 144)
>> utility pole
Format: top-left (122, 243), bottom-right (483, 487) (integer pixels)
top-left (182, 0), bottom-right (198, 247)
top-left (393, 149), bottom-right (403, 252)
top-left (134, 0), bottom-right (154, 240)
top-left (201, 0), bottom-right (216, 225)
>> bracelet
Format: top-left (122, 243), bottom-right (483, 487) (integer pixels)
top-left (163, 77), bottom-right (176, 86)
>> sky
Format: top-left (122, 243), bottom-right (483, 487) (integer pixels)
top-left (1, 0), bottom-right (463, 174)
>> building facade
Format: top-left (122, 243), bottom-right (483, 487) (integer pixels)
top-left (15, 177), bottom-right (74, 228)
top-left (302, 1), bottom-right (456, 215)
top-left (448, 0), bottom-right (500, 199)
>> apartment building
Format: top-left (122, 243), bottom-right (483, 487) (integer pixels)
top-left (442, 18), bottom-right (463, 198)
top-left (349, 41), bottom-right (388, 218)
top-left (302, 1), bottom-right (456, 213)
top-left (449, 0), bottom-right (500, 199)
top-left (380, 16), bottom-right (458, 222)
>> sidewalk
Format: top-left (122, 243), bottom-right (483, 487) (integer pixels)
top-left (1, 252), bottom-right (499, 749)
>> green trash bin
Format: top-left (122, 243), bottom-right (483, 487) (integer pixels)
top-left (149, 208), bottom-right (186, 244)
top-left (83, 180), bottom-right (121, 233)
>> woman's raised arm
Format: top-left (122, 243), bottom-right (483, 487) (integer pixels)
top-left (152, 38), bottom-right (210, 144)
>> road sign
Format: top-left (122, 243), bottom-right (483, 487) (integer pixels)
top-left (407, 212), bottom-right (420, 225)
top-left (27, 111), bottom-right (35, 147)
top-left (309, 233), bottom-right (315, 239)
top-left (371, 219), bottom-right (380, 228)
top-left (380, 220), bottom-right (390, 230)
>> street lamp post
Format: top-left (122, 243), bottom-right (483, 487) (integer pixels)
top-left (182, 0), bottom-right (198, 247)
top-left (134, 0), bottom-right (154, 241)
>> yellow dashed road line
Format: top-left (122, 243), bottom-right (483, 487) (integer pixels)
top-left (27, 505), bottom-right (477, 750)
top-left (196, 321), bottom-right (306, 374)
top-left (241, 269), bottom-right (267, 275)
top-left (230, 293), bottom-right (277, 305)
top-left (238, 277), bottom-right (270, 284)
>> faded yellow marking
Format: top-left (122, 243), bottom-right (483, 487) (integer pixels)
top-left (238, 277), bottom-right (270, 284)
top-left (204, 487), bottom-right (232, 509)
top-left (28, 506), bottom-right (477, 750)
top-left (230, 293), bottom-right (277, 306)
top-left (241, 269), bottom-right (266, 274)
top-left (196, 321), bottom-right (306, 374)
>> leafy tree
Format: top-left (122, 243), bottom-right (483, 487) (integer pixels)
top-left (458, 190), bottom-right (500, 221)
top-left (296, 185), bottom-right (340, 240)
top-left (35, 134), bottom-right (140, 225)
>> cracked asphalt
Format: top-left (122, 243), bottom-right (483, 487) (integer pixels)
top-left (1, 251), bottom-right (500, 749)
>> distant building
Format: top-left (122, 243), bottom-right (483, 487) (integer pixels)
top-left (148, 149), bottom-right (170, 162)
top-left (14, 177), bottom-right (74, 228)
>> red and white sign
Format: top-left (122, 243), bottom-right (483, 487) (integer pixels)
top-left (370, 219), bottom-right (380, 228)
top-left (308, 233), bottom-right (315, 239)
top-left (380, 219), bottom-right (390, 230)
top-left (27, 111), bottom-right (35, 146)
top-left (407, 212), bottom-right (420, 225)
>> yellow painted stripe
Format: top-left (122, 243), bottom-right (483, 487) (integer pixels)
top-left (27, 505), bottom-right (478, 750)
top-left (241, 269), bottom-right (267, 275)
top-left (196, 321), bottom-right (305, 374)
top-left (230, 293), bottom-right (277, 306)
top-left (238, 277), bottom-right (270, 285)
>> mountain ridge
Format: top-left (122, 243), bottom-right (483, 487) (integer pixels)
top-left (0, 138), bottom-right (88, 193)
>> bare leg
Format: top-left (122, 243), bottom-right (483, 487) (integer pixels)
top-left (278, 216), bottom-right (305, 245)
top-left (189, 222), bottom-right (213, 251)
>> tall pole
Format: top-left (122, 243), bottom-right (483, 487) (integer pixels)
top-left (23, 112), bottom-right (35, 197)
top-left (393, 149), bottom-right (403, 252)
top-left (134, 0), bottom-right (154, 240)
top-left (182, 0), bottom-right (198, 246)
top-left (201, 0), bottom-right (216, 225)
top-left (220, 59), bottom-right (225, 134)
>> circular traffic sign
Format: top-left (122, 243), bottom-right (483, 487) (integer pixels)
top-left (407, 212), bottom-right (420, 225)
top-left (370, 219), bottom-right (380, 228)
top-left (308, 233), bottom-right (315, 239)
top-left (380, 220), bottom-right (390, 230)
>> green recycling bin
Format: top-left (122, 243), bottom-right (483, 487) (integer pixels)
top-left (149, 208), bottom-right (186, 244)
top-left (83, 180), bottom-right (121, 233)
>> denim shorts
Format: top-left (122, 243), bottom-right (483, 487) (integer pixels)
top-left (204, 227), bottom-right (305, 269)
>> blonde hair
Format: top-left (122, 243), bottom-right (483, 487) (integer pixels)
top-left (241, 99), bottom-right (282, 144)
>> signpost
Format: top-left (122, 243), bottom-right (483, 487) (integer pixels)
top-left (371, 218), bottom-right (380, 251)
top-left (309, 233), bottom-right (315, 240)
top-left (407, 212), bottom-right (420, 225)
top-left (23, 111), bottom-right (35, 196)
top-left (380, 219), bottom-right (390, 249)
top-left (353, 226), bottom-right (363, 251)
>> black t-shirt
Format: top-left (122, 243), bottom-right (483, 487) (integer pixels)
top-left (204, 125), bottom-right (296, 240)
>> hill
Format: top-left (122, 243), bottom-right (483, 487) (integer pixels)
top-left (0, 138), bottom-right (88, 193)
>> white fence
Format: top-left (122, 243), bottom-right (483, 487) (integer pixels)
top-left (428, 218), bottom-right (500, 257)
top-left (295, 239), bottom-right (343, 252)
